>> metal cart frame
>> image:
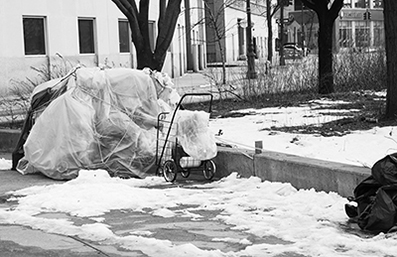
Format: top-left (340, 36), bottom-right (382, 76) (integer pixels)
top-left (155, 93), bottom-right (216, 182)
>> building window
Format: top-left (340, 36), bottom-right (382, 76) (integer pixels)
top-left (339, 21), bottom-right (353, 47)
top-left (353, 0), bottom-right (368, 8)
top-left (78, 19), bottom-right (95, 54)
top-left (372, 0), bottom-right (382, 8)
top-left (23, 17), bottom-right (46, 55)
top-left (148, 21), bottom-right (155, 52)
top-left (355, 21), bottom-right (369, 48)
top-left (343, 0), bottom-right (352, 8)
top-left (373, 21), bottom-right (384, 47)
top-left (118, 20), bottom-right (130, 53)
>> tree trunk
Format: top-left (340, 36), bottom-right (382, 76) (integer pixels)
top-left (384, 0), bottom-right (397, 118)
top-left (217, 36), bottom-right (227, 86)
top-left (111, 0), bottom-right (181, 72)
top-left (301, 0), bottom-right (343, 95)
top-left (318, 16), bottom-right (334, 94)
top-left (136, 48), bottom-right (163, 71)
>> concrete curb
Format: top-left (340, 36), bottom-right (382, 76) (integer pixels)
top-left (0, 129), bottom-right (20, 152)
top-left (0, 130), bottom-right (370, 197)
top-left (213, 147), bottom-right (371, 198)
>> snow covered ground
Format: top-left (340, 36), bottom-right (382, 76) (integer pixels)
top-left (210, 97), bottom-right (395, 168)
top-left (0, 95), bottom-right (396, 256)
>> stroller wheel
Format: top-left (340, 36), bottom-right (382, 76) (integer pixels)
top-left (181, 169), bottom-right (190, 178)
top-left (156, 166), bottom-right (164, 176)
top-left (163, 160), bottom-right (177, 182)
top-left (203, 160), bottom-right (216, 180)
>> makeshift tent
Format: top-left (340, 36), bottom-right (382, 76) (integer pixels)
top-left (13, 67), bottom-right (186, 180)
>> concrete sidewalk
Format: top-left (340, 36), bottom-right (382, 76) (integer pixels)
top-left (0, 139), bottom-right (372, 257)
top-left (0, 146), bottom-right (370, 256)
top-left (0, 161), bottom-right (299, 257)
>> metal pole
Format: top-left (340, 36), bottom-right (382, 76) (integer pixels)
top-left (301, 2), bottom-right (305, 55)
top-left (246, 0), bottom-right (257, 79)
top-left (279, 0), bottom-right (285, 66)
top-left (184, 0), bottom-right (193, 71)
top-left (366, 9), bottom-right (369, 50)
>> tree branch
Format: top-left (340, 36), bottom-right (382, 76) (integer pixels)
top-left (111, 0), bottom-right (144, 51)
top-left (138, 0), bottom-right (151, 52)
top-left (301, 0), bottom-right (318, 13)
top-left (329, 0), bottom-right (344, 20)
top-left (158, 0), bottom-right (166, 34)
top-left (155, 0), bottom-right (182, 55)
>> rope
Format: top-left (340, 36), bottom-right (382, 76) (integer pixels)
top-left (68, 235), bottom-right (112, 257)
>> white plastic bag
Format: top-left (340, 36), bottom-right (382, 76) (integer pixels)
top-left (176, 110), bottom-right (217, 160)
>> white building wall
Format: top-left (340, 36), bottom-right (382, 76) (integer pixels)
top-left (0, 0), bottom-right (187, 91)
top-left (187, 0), bottom-right (206, 72)
top-left (223, 4), bottom-right (270, 63)
top-left (164, 1), bottom-right (186, 78)
top-left (224, 8), bottom-right (243, 63)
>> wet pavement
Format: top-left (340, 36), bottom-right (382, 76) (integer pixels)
top-left (0, 165), bottom-right (306, 257)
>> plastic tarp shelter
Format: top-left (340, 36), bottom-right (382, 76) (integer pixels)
top-left (15, 67), bottom-right (183, 180)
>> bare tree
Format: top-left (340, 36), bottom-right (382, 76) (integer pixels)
top-left (265, 0), bottom-right (280, 63)
top-left (111, 0), bottom-right (182, 71)
top-left (301, 0), bottom-right (343, 94)
top-left (384, 0), bottom-right (397, 118)
top-left (202, 0), bottom-right (234, 85)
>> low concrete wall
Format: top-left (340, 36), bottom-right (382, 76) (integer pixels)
top-left (213, 147), bottom-right (255, 179)
top-left (0, 129), bottom-right (371, 198)
top-left (214, 147), bottom-right (371, 198)
top-left (0, 129), bottom-right (20, 152)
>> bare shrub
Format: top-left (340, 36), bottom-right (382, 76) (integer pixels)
top-left (0, 54), bottom-right (76, 128)
top-left (334, 49), bottom-right (387, 92)
top-left (229, 57), bottom-right (318, 103)
top-left (202, 65), bottom-right (244, 100)
top-left (204, 49), bottom-right (386, 105)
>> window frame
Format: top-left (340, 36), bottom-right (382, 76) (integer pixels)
top-left (148, 20), bottom-right (156, 52)
top-left (23, 16), bottom-right (47, 56)
top-left (118, 19), bottom-right (131, 53)
top-left (355, 21), bottom-right (370, 48)
top-left (371, 0), bottom-right (383, 8)
top-left (78, 18), bottom-right (97, 55)
top-left (339, 21), bottom-right (353, 48)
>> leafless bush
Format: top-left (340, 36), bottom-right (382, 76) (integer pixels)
top-left (204, 49), bottom-right (386, 105)
top-left (0, 54), bottom-right (76, 128)
top-left (229, 57), bottom-right (318, 102)
top-left (202, 66), bottom-right (244, 100)
top-left (334, 49), bottom-right (386, 92)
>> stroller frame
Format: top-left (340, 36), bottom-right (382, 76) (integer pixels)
top-left (155, 93), bottom-right (216, 182)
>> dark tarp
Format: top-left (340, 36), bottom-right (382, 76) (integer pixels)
top-left (12, 77), bottom-right (70, 170)
top-left (346, 153), bottom-right (397, 233)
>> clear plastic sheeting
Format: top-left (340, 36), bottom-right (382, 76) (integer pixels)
top-left (17, 67), bottom-right (181, 180)
top-left (19, 90), bottom-right (96, 180)
top-left (175, 110), bottom-right (217, 161)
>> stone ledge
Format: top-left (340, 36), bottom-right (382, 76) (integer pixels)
top-left (0, 129), bottom-right (371, 197)
top-left (0, 129), bottom-right (20, 152)
top-left (213, 147), bottom-right (371, 197)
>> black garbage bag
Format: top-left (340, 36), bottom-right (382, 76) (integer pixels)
top-left (372, 153), bottom-right (397, 185)
top-left (345, 153), bottom-right (397, 233)
top-left (356, 184), bottom-right (397, 233)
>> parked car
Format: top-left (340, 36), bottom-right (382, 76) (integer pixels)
top-left (283, 43), bottom-right (303, 59)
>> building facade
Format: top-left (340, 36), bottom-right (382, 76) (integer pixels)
top-left (204, 0), bottom-right (276, 65)
top-left (0, 0), bottom-right (206, 91)
top-left (336, 0), bottom-right (384, 51)
top-left (285, 0), bottom-right (384, 52)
